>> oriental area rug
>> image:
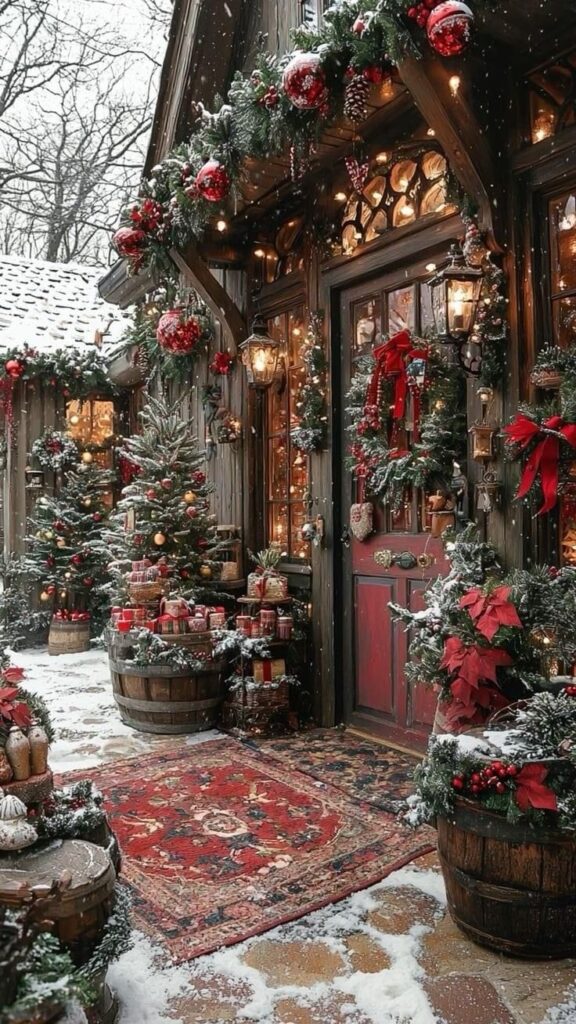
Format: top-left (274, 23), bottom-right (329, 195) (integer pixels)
top-left (63, 737), bottom-right (433, 962)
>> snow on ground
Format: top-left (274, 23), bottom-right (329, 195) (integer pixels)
top-left (15, 646), bottom-right (219, 773)
top-left (109, 867), bottom-right (447, 1024)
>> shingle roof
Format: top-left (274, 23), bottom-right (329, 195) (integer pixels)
top-left (0, 254), bottom-right (130, 353)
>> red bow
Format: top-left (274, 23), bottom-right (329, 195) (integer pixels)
top-left (504, 414), bottom-right (576, 514)
top-left (460, 585), bottom-right (522, 641)
top-left (365, 330), bottom-right (413, 423)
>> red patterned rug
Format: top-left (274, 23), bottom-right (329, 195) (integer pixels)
top-left (63, 738), bottom-right (433, 962)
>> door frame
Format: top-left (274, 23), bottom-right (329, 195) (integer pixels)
top-left (319, 212), bottom-right (462, 737)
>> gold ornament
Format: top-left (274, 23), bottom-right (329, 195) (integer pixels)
top-left (44, 531), bottom-right (53, 540)
top-left (40, 591), bottom-right (50, 602)
top-left (64, 572), bottom-right (72, 579)
top-left (56, 538), bottom-right (66, 548)
top-left (82, 497), bottom-right (92, 508)
top-left (35, 530), bottom-right (45, 541)
top-left (81, 451), bottom-right (93, 464)
top-left (199, 564), bottom-right (212, 579)
top-left (184, 491), bottom-right (196, 504)
top-left (154, 532), bottom-right (166, 546)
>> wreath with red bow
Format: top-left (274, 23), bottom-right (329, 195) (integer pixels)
top-left (346, 331), bottom-right (465, 509)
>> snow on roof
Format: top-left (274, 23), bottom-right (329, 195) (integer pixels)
top-left (0, 253), bottom-right (131, 354)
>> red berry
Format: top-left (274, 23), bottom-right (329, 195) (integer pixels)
top-left (507, 765), bottom-right (518, 777)
top-left (488, 776), bottom-right (498, 786)
top-left (471, 773), bottom-right (481, 784)
top-left (497, 768), bottom-right (508, 778)
top-left (416, 11), bottom-right (428, 26)
top-left (452, 777), bottom-right (464, 791)
top-left (491, 761), bottom-right (503, 771)
top-left (496, 782), bottom-right (506, 794)
top-left (407, 6), bottom-right (418, 18)
top-left (471, 784), bottom-right (480, 794)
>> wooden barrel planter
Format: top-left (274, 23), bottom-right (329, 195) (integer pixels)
top-left (109, 657), bottom-right (225, 734)
top-left (0, 839), bottom-right (116, 967)
top-left (48, 618), bottom-right (91, 656)
top-left (437, 798), bottom-right (576, 958)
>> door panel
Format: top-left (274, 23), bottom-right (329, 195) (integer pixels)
top-left (339, 269), bottom-right (453, 751)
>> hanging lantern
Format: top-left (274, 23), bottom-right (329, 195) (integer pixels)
top-left (24, 467), bottom-right (44, 490)
top-left (426, 2), bottom-right (474, 58)
top-left (195, 160), bottom-right (230, 203)
top-left (428, 244), bottom-right (484, 374)
top-left (469, 422), bottom-right (498, 461)
top-left (156, 309), bottom-right (201, 355)
top-left (240, 316), bottom-right (281, 389)
top-left (282, 52), bottom-right (328, 110)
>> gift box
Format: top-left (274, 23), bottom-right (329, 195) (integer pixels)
top-left (259, 609), bottom-right (276, 636)
top-left (188, 615), bottom-right (208, 633)
top-left (236, 615), bottom-right (251, 637)
top-left (132, 559), bottom-right (152, 571)
top-left (127, 566), bottom-right (159, 584)
top-left (155, 615), bottom-right (189, 635)
top-left (247, 571), bottom-right (288, 600)
top-left (277, 615), bottom-right (293, 640)
top-left (251, 617), bottom-right (261, 639)
top-left (209, 610), bottom-right (226, 629)
top-left (252, 658), bottom-right (286, 683)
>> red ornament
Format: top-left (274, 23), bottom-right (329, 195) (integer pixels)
top-left (282, 52), bottom-right (328, 111)
top-left (83, 576), bottom-right (94, 587)
top-left (156, 309), bottom-right (201, 355)
top-left (129, 198), bottom-right (163, 233)
top-left (352, 16), bottom-right (366, 34)
top-left (112, 226), bottom-right (147, 267)
top-left (210, 351), bottom-right (234, 376)
top-left (363, 66), bottom-right (385, 84)
top-left (160, 478), bottom-right (172, 490)
top-left (70, 553), bottom-right (83, 566)
top-left (92, 512), bottom-right (102, 522)
top-left (4, 358), bottom-right (24, 379)
top-left (192, 470), bottom-right (206, 486)
top-left (195, 159), bottom-right (230, 203)
top-left (146, 489), bottom-right (157, 500)
top-left (46, 584), bottom-right (56, 595)
top-left (185, 506), bottom-right (197, 519)
top-left (53, 520), bottom-right (65, 532)
top-left (426, 1), bottom-right (474, 57)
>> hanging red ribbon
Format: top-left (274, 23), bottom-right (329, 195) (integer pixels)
top-left (365, 330), bottom-right (413, 424)
top-left (504, 414), bottom-right (576, 514)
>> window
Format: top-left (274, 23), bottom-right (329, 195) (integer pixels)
top-left (66, 398), bottom-right (116, 505)
top-left (527, 53), bottom-right (576, 145)
top-left (299, 0), bottom-right (329, 27)
top-left (548, 192), bottom-right (576, 348)
top-left (266, 307), bottom-right (310, 561)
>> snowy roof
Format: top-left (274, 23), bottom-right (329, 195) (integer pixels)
top-left (0, 254), bottom-right (131, 354)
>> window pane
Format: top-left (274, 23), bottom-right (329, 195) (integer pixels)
top-left (268, 382), bottom-right (287, 435)
top-left (550, 194), bottom-right (576, 295)
top-left (289, 308), bottom-right (306, 363)
top-left (553, 296), bottom-right (576, 347)
top-left (420, 282), bottom-right (435, 332)
top-left (291, 503), bottom-right (309, 560)
top-left (290, 449), bottom-right (308, 499)
top-left (354, 296), bottom-right (381, 353)
top-left (268, 438), bottom-right (288, 500)
top-left (269, 503), bottom-right (289, 551)
top-left (289, 365), bottom-right (307, 428)
top-left (388, 286), bottom-right (415, 334)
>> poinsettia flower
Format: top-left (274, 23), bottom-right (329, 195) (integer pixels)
top-left (1, 666), bottom-right (25, 683)
top-left (0, 687), bottom-right (32, 729)
top-left (460, 586), bottom-right (522, 641)
top-left (441, 638), bottom-right (512, 687)
top-left (514, 764), bottom-right (558, 813)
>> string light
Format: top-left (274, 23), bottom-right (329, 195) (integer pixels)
top-left (216, 219), bottom-right (228, 232)
top-left (334, 191), bottom-right (347, 202)
top-left (426, 262), bottom-right (437, 273)
top-left (376, 151), bottom-right (389, 164)
top-left (449, 75), bottom-right (461, 97)
top-left (254, 247), bottom-right (265, 258)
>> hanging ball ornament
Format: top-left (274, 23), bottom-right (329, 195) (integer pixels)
top-left (156, 309), bottom-right (201, 355)
top-left (426, 1), bottom-right (474, 57)
top-left (199, 564), bottom-right (212, 579)
top-left (81, 451), bottom-right (93, 464)
top-left (40, 590), bottom-right (50, 602)
top-left (195, 159), bottom-right (230, 203)
top-left (4, 358), bottom-right (25, 379)
top-left (71, 553), bottom-right (83, 566)
top-left (82, 497), bottom-right (92, 508)
top-left (92, 512), bottom-right (102, 522)
top-left (83, 576), bottom-right (94, 587)
top-left (154, 532), bottom-right (166, 546)
top-left (282, 52), bottom-right (328, 110)
top-left (185, 506), bottom-right (197, 520)
top-left (352, 16), bottom-right (367, 34)
top-left (184, 490), bottom-right (196, 504)
top-left (160, 478), bottom-right (173, 490)
top-left (146, 489), bottom-right (157, 501)
top-left (112, 226), bottom-right (147, 260)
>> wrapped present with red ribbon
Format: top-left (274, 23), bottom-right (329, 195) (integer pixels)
top-left (253, 658), bottom-right (286, 683)
top-left (209, 608), bottom-right (226, 629)
top-left (247, 570), bottom-right (288, 600)
top-left (155, 614), bottom-right (189, 635)
top-left (127, 566), bottom-right (160, 583)
top-left (132, 559), bottom-right (152, 571)
top-left (188, 615), bottom-right (208, 633)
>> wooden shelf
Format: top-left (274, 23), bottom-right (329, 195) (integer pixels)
top-left (237, 596), bottom-right (293, 606)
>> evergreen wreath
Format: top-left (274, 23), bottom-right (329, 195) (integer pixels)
top-left (31, 428), bottom-right (79, 472)
top-left (290, 311), bottom-right (328, 453)
top-left (120, 288), bottom-right (214, 384)
top-left (346, 344), bottom-right (465, 511)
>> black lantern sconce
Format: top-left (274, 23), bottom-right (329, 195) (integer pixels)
top-left (428, 244), bottom-right (484, 375)
top-left (240, 316), bottom-right (282, 389)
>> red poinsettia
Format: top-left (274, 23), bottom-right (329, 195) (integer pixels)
top-left (460, 585), bottom-right (523, 641)
top-left (0, 687), bottom-right (32, 729)
top-left (1, 666), bottom-right (25, 684)
top-left (514, 763), bottom-right (558, 813)
top-left (210, 351), bottom-right (234, 376)
top-left (440, 637), bottom-right (513, 726)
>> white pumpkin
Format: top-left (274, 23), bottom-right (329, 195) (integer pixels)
top-left (0, 792), bottom-right (37, 851)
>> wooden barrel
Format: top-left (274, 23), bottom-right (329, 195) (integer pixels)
top-left (48, 619), bottom-right (91, 655)
top-left (437, 799), bottom-right (576, 958)
top-left (109, 657), bottom-right (224, 734)
top-left (0, 839), bottom-right (116, 966)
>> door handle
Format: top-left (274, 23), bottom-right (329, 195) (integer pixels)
top-left (341, 524), bottom-right (351, 547)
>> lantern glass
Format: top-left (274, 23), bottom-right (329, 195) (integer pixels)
top-left (240, 318), bottom-right (281, 389)
top-left (429, 245), bottom-right (483, 341)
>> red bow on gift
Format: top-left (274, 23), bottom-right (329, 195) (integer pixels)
top-left (460, 585), bottom-right (522, 641)
top-left (504, 414), bottom-right (576, 514)
top-left (365, 330), bottom-right (413, 423)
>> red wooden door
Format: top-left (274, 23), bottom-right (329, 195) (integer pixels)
top-left (339, 274), bottom-right (450, 751)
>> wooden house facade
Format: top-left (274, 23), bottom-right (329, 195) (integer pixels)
top-left (99, 0), bottom-right (576, 750)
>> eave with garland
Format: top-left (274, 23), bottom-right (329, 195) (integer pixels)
top-left (99, 0), bottom-right (576, 747)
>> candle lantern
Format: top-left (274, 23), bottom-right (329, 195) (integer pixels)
top-left (240, 316), bottom-right (281, 389)
top-left (469, 422), bottom-right (498, 462)
top-left (429, 244), bottom-right (484, 374)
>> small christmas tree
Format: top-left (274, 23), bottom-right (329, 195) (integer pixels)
top-left (103, 393), bottom-right (221, 602)
top-left (24, 462), bottom-right (112, 629)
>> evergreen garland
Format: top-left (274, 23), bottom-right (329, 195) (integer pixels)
top-left (290, 312), bottom-right (328, 453)
top-left (35, 780), bottom-right (107, 842)
top-left (0, 345), bottom-right (115, 398)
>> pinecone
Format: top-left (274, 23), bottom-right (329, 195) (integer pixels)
top-left (344, 74), bottom-right (370, 123)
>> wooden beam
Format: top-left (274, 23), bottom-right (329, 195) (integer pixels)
top-left (171, 243), bottom-right (246, 353)
top-left (397, 55), bottom-right (502, 249)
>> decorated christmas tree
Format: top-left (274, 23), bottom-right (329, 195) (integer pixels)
top-left (24, 463), bottom-right (112, 629)
top-left (103, 393), bottom-right (221, 603)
